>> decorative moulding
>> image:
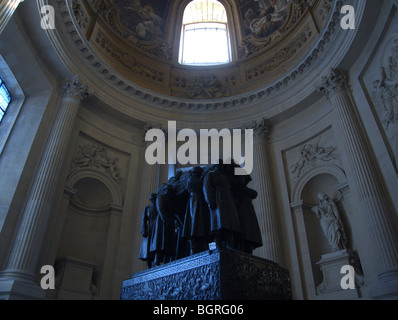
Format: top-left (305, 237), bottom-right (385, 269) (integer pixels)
top-left (39, 0), bottom-right (364, 125)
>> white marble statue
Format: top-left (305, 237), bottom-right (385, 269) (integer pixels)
top-left (311, 192), bottom-right (348, 252)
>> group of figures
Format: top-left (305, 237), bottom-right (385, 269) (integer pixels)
top-left (241, 0), bottom-right (291, 38)
top-left (138, 162), bottom-right (263, 268)
top-left (113, 0), bottom-right (166, 42)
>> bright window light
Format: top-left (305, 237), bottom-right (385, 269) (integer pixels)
top-left (0, 77), bottom-right (11, 123)
top-left (179, 0), bottom-right (231, 66)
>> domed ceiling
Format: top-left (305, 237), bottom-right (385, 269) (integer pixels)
top-left (72, 0), bottom-right (333, 100)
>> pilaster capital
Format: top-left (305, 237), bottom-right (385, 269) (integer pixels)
top-left (62, 75), bottom-right (92, 102)
top-left (143, 123), bottom-right (153, 134)
top-left (315, 68), bottom-right (350, 101)
top-left (251, 118), bottom-right (271, 139)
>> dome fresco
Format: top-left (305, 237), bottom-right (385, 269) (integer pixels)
top-left (76, 0), bottom-right (332, 99)
top-left (240, 0), bottom-right (292, 38)
top-left (2, 0), bottom-right (398, 302)
top-left (112, 0), bottom-right (170, 42)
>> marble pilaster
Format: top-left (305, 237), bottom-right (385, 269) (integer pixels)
top-left (0, 75), bottom-right (91, 299)
top-left (316, 68), bottom-right (398, 299)
top-left (250, 119), bottom-right (282, 264)
top-left (0, 0), bottom-right (23, 34)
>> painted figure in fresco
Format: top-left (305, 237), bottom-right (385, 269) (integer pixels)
top-left (114, 0), bottom-right (166, 41)
top-left (135, 5), bottom-right (164, 41)
top-left (241, 0), bottom-right (291, 38)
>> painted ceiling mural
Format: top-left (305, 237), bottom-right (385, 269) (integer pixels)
top-left (112, 0), bottom-right (171, 42)
top-left (77, 0), bottom-right (331, 99)
top-left (86, 0), bottom-right (294, 43)
top-left (240, 0), bottom-right (292, 38)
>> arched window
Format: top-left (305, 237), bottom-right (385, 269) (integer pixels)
top-left (0, 76), bottom-right (11, 123)
top-left (0, 55), bottom-right (25, 156)
top-left (179, 0), bottom-right (231, 66)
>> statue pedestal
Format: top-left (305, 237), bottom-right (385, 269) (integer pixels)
top-left (316, 249), bottom-right (364, 299)
top-left (121, 248), bottom-right (292, 300)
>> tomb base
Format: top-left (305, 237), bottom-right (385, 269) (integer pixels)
top-left (121, 248), bottom-right (292, 300)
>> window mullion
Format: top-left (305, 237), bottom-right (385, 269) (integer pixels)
top-left (0, 77), bottom-right (12, 123)
top-left (179, 0), bottom-right (231, 66)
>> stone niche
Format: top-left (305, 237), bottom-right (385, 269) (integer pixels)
top-left (121, 248), bottom-right (292, 300)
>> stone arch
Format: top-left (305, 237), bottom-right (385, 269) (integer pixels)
top-left (65, 167), bottom-right (123, 208)
top-left (53, 167), bottom-right (124, 299)
top-left (290, 163), bottom-right (350, 293)
top-left (291, 163), bottom-right (347, 204)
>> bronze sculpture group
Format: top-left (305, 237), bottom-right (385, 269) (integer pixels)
top-left (138, 162), bottom-right (263, 268)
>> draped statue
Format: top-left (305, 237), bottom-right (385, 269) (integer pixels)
top-left (311, 192), bottom-right (348, 252)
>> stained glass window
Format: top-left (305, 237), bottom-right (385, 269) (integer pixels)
top-left (0, 77), bottom-right (11, 123)
top-left (179, 0), bottom-right (231, 66)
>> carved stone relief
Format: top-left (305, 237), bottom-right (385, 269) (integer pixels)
top-left (123, 262), bottom-right (221, 300)
top-left (290, 140), bottom-right (338, 179)
top-left (181, 74), bottom-right (235, 100)
top-left (70, 143), bottom-right (123, 185)
top-left (121, 249), bottom-right (292, 300)
top-left (372, 37), bottom-right (398, 168)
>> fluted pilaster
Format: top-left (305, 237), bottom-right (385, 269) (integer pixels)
top-left (140, 123), bottom-right (160, 207)
top-left (250, 119), bottom-right (282, 264)
top-left (0, 0), bottom-right (23, 34)
top-left (0, 75), bottom-right (91, 286)
top-left (316, 68), bottom-right (398, 299)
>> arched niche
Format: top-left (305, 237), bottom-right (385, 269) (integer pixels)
top-left (291, 163), bottom-right (347, 203)
top-left (53, 168), bottom-right (123, 299)
top-left (290, 163), bottom-right (351, 297)
top-left (301, 173), bottom-right (341, 289)
top-left (65, 167), bottom-right (123, 208)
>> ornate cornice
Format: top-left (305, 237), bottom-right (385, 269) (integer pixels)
top-left (41, 0), bottom-right (363, 122)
